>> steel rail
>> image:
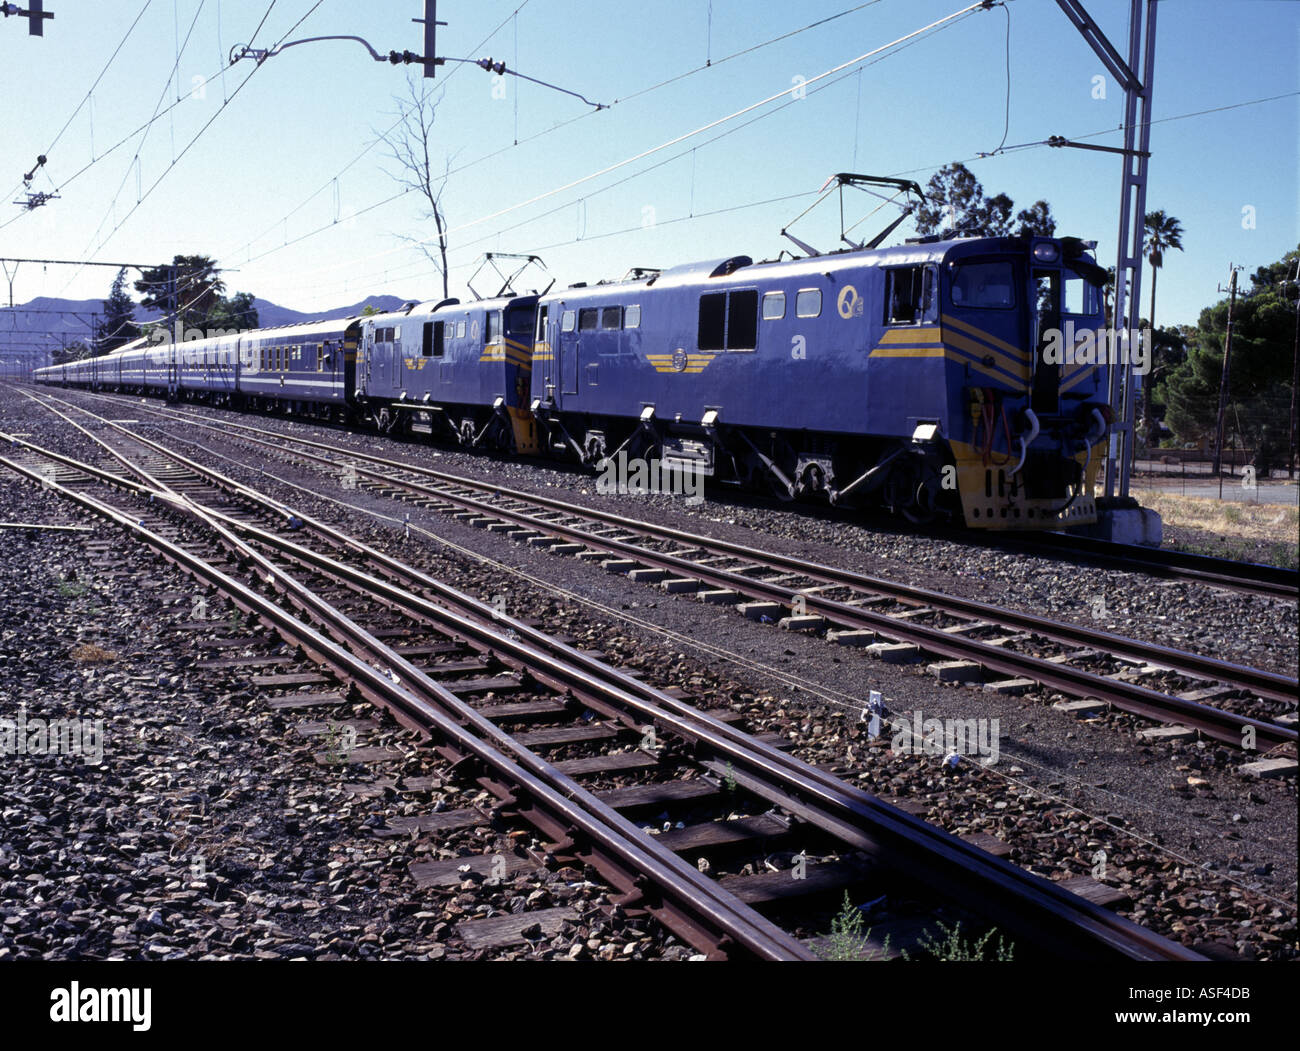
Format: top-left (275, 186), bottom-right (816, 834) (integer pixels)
top-left (995, 529), bottom-right (1299, 601)
top-left (111, 403), bottom-right (1293, 752)
top-left (1, 439), bottom-right (813, 960)
top-left (15, 398), bottom-right (1209, 960)
top-left (119, 401), bottom-right (1297, 703)
top-left (45, 394), bottom-right (1299, 698)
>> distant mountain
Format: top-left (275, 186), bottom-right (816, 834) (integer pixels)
top-left (250, 295), bottom-right (411, 328)
top-left (0, 293), bottom-right (413, 366)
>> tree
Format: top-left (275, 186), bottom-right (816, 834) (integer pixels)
top-left (1141, 210), bottom-right (1185, 432)
top-left (381, 76), bottom-right (452, 300)
top-left (51, 341), bottom-right (92, 365)
top-left (1159, 245), bottom-right (1297, 455)
top-left (93, 267), bottom-right (140, 355)
top-left (134, 255), bottom-right (225, 336)
top-left (913, 163), bottom-right (1056, 239)
top-left (207, 291), bottom-right (259, 332)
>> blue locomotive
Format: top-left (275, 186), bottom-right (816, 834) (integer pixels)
top-left (530, 234), bottom-right (1110, 527)
top-left (355, 293), bottom-right (540, 452)
top-left (32, 233), bottom-right (1113, 530)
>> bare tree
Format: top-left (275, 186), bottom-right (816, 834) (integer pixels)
top-left (382, 76), bottom-right (453, 300)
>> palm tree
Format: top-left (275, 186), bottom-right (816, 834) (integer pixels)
top-left (1142, 210), bottom-right (1185, 440)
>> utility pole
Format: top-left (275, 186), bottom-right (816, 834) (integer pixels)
top-left (1056, 0), bottom-right (1157, 502)
top-left (1212, 265), bottom-right (1242, 499)
top-left (1288, 259), bottom-right (1299, 479)
top-left (1, 2), bottom-right (53, 35)
top-left (415, 1), bottom-right (445, 78)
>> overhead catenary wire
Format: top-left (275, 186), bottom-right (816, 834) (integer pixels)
top-left (79, 0), bottom-right (210, 260)
top-left (223, 0), bottom-right (892, 266)
top-left (226, 0), bottom-right (539, 263)
top-left (239, 1), bottom-right (987, 280)
top-left (1, 0), bottom-right (157, 211)
top-left (61, 1), bottom-right (325, 290)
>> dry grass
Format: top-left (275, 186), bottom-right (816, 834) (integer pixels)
top-left (1134, 488), bottom-right (1300, 568)
top-left (68, 642), bottom-right (119, 664)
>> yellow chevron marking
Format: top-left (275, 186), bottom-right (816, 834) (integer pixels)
top-left (941, 313), bottom-right (1027, 360)
top-left (1060, 367), bottom-right (1098, 394)
top-left (944, 329), bottom-right (1029, 377)
top-left (877, 326), bottom-right (942, 345)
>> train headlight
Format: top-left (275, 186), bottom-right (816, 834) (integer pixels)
top-left (1032, 242), bottom-right (1060, 263)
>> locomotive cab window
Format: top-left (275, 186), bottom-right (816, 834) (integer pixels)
top-left (486, 312), bottom-right (502, 343)
top-left (578, 308), bottom-right (598, 332)
top-left (795, 288), bottom-right (822, 318)
top-left (1062, 270), bottom-right (1100, 316)
top-left (762, 291), bottom-right (786, 320)
top-left (949, 261), bottom-right (1015, 309)
top-left (885, 266), bottom-right (936, 324)
top-left (601, 306), bottom-right (622, 330)
top-left (535, 305), bottom-right (549, 341)
top-left (560, 310), bottom-right (576, 333)
top-left (625, 304), bottom-right (641, 329)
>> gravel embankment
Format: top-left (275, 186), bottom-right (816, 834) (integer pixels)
top-left (5, 385), bottom-right (1296, 960)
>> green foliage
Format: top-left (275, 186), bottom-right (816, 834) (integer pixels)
top-left (207, 290), bottom-right (259, 332)
top-left (93, 267), bottom-right (140, 355)
top-left (50, 341), bottom-right (92, 365)
top-left (1141, 211), bottom-right (1186, 429)
top-left (1158, 244), bottom-right (1298, 453)
top-left (1144, 210), bottom-right (1185, 272)
top-left (360, 304), bottom-right (383, 317)
top-left (903, 920), bottom-right (1014, 962)
top-left (816, 892), bottom-right (890, 961)
top-left (134, 255), bottom-right (225, 333)
top-left (913, 163), bottom-right (1056, 239)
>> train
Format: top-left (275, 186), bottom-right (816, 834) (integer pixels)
top-left (32, 233), bottom-right (1113, 529)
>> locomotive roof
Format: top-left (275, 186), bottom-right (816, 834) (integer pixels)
top-left (362, 293), bottom-right (538, 326)
top-left (539, 235), bottom-right (1092, 300)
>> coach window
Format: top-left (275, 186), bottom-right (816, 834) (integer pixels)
top-left (601, 306), bottom-right (622, 330)
top-left (578, 308), bottom-right (599, 332)
top-left (762, 291), bottom-right (786, 320)
top-left (795, 288), bottom-right (821, 318)
top-left (625, 304), bottom-right (640, 329)
top-left (885, 266), bottom-right (935, 324)
top-left (561, 310), bottom-right (576, 333)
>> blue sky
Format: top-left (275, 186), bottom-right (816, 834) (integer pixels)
top-left (1, 0), bottom-right (1296, 328)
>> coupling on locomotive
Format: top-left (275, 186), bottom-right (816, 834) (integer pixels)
top-left (33, 232), bottom-right (1115, 530)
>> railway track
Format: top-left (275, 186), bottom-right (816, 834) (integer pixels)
top-left (0, 393), bottom-right (1210, 960)
top-left (990, 529), bottom-right (1299, 603)
top-left (63, 394), bottom-right (1296, 759)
